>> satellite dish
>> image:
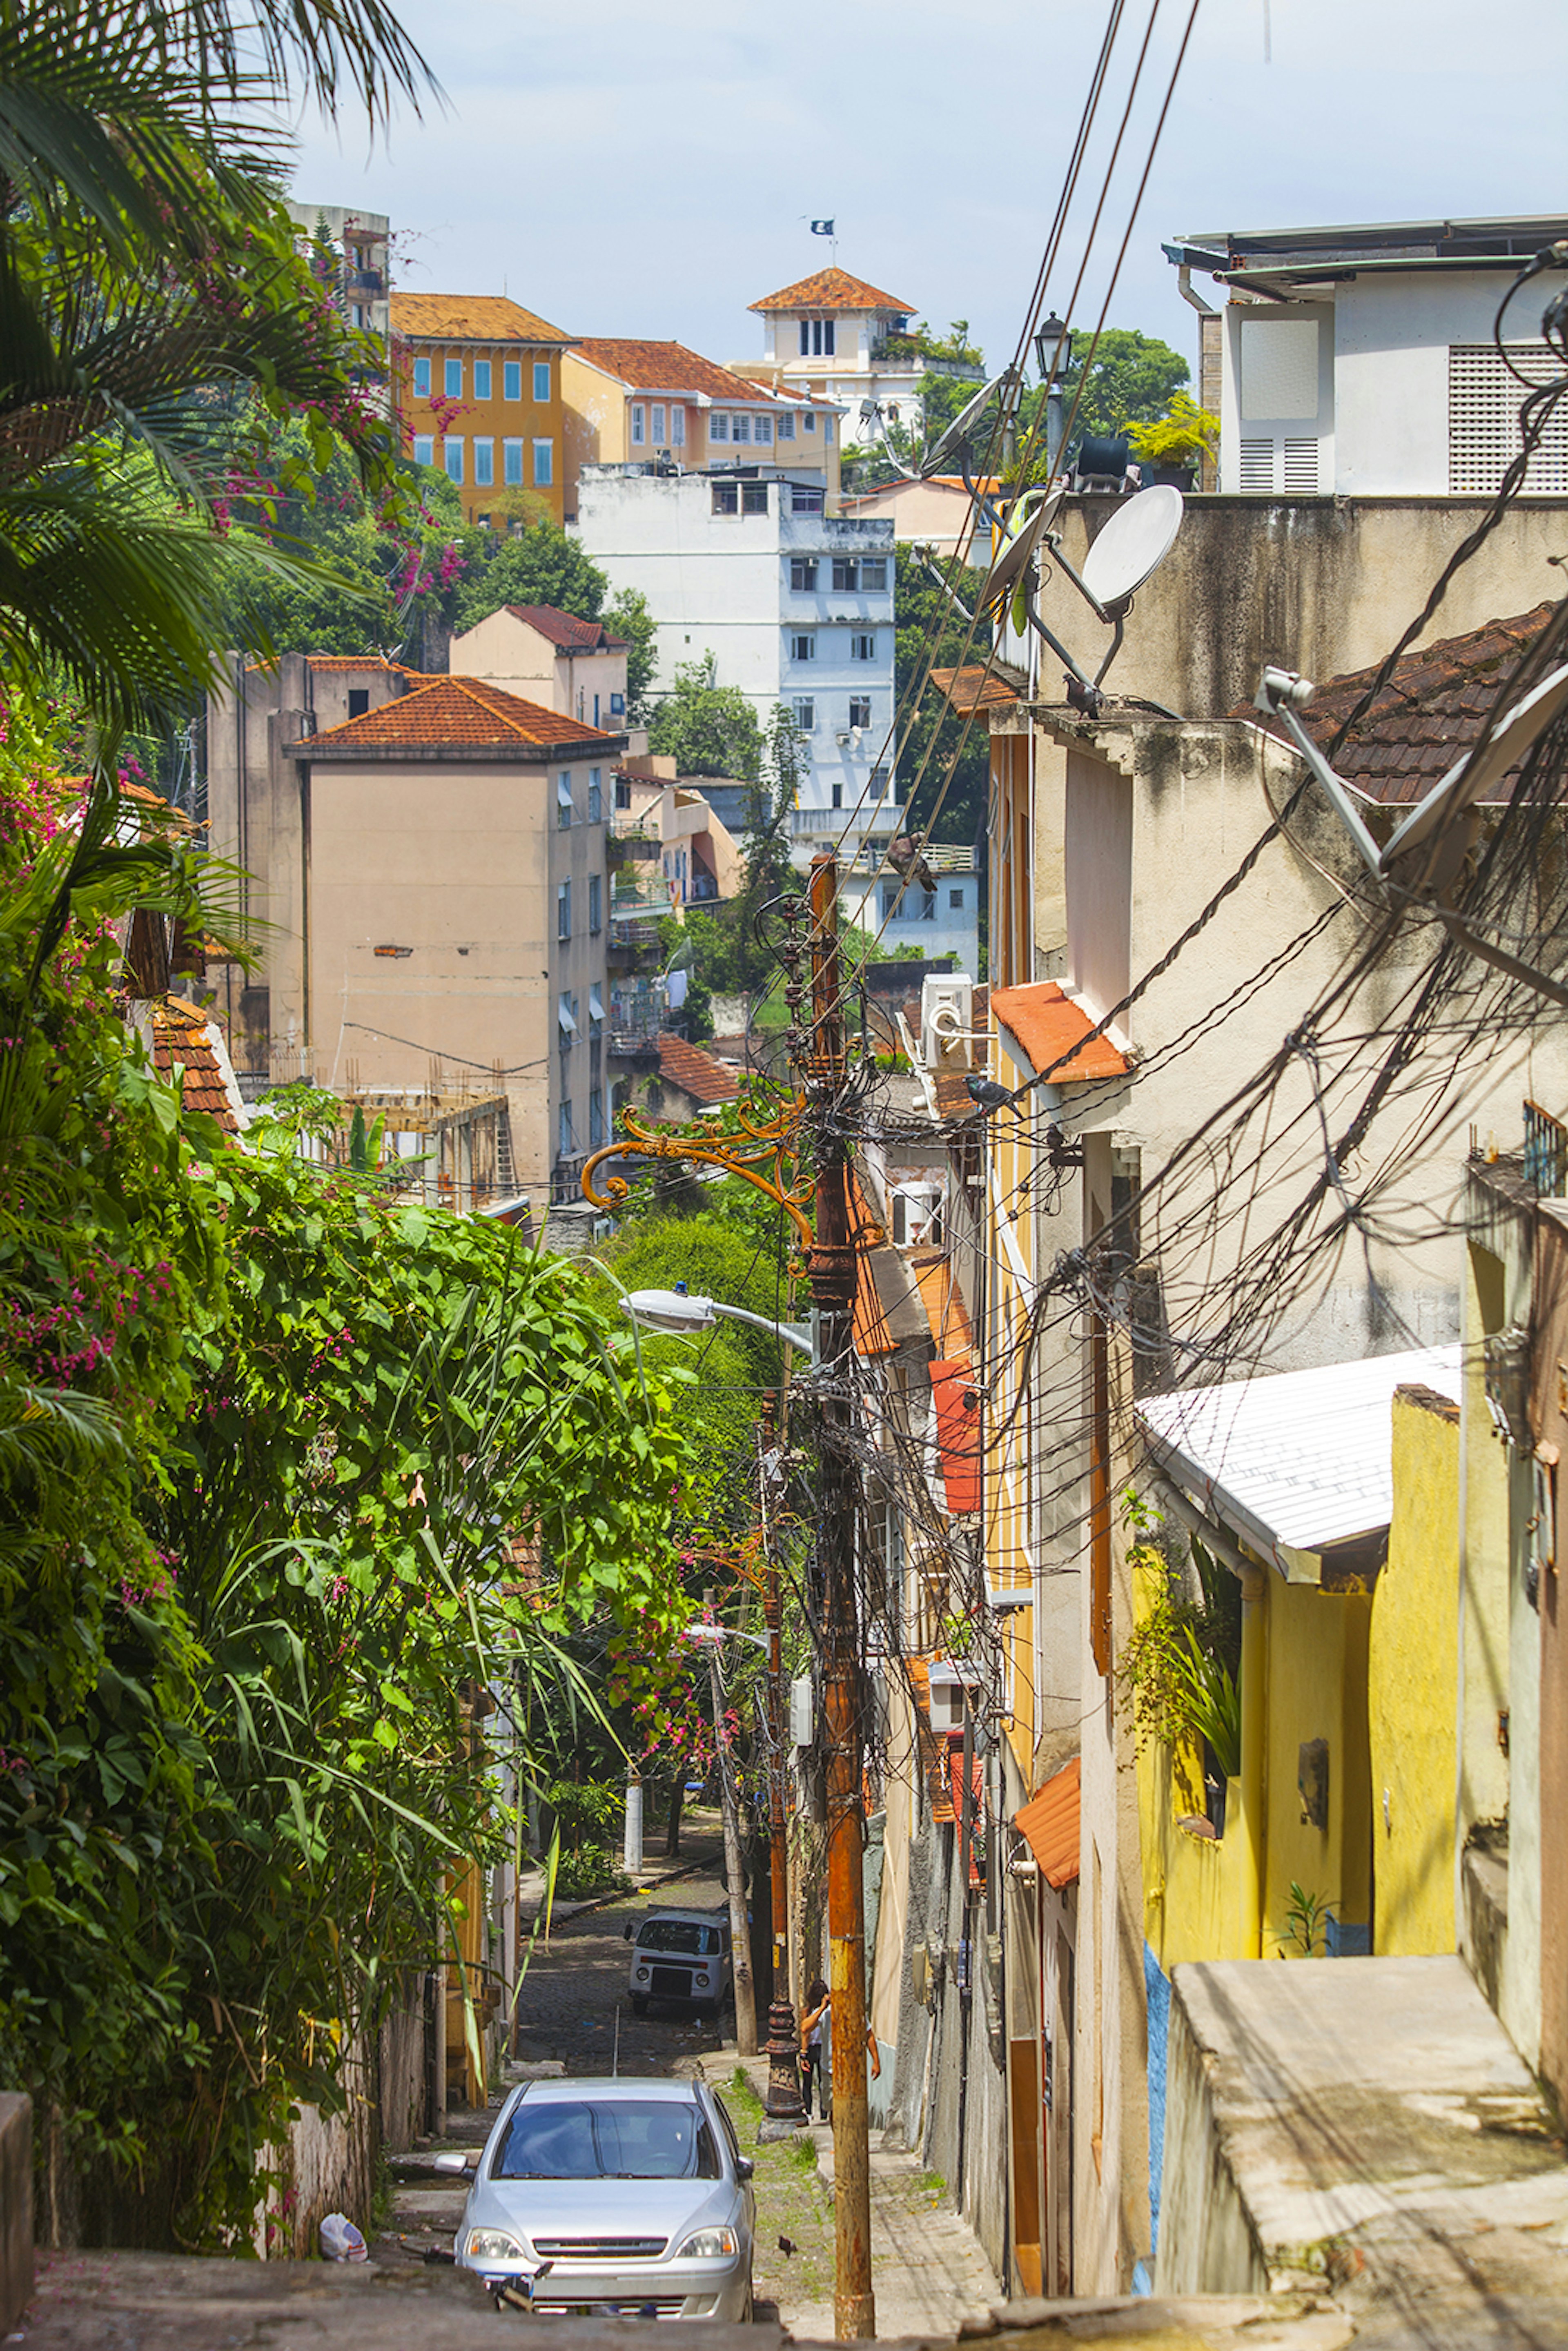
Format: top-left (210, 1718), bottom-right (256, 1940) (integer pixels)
top-left (920, 368), bottom-right (1022, 479)
top-left (1379, 659), bottom-right (1568, 875)
top-left (1078, 484), bottom-right (1184, 610)
top-left (980, 485), bottom-right (1064, 612)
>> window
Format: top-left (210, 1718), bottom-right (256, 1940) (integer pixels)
top-left (712, 481), bottom-right (739, 515)
top-left (742, 482), bottom-right (768, 514)
top-left (504, 437), bottom-right (523, 485)
top-left (803, 410), bottom-right (817, 433)
top-left (651, 404), bottom-right (666, 443)
top-left (558, 991), bottom-right (577, 1041)
top-left (347, 689), bottom-right (370, 719)
top-left (754, 414), bottom-right (773, 444)
top-left (777, 412), bottom-right (795, 441)
top-left (615, 777), bottom-right (632, 810)
top-left (412, 432), bottom-right (434, 467)
top-left (710, 411), bottom-right (731, 443)
top-left (557, 879), bottom-right (571, 940)
top-left (860, 559), bottom-right (888, 591)
top-left (881, 879), bottom-right (936, 923)
top-left (631, 403), bottom-right (646, 445)
top-left (791, 633), bottom-right (816, 662)
top-left (949, 887), bottom-right (966, 909)
top-left (588, 873), bottom-right (602, 933)
top-left (444, 357), bottom-right (463, 399)
top-left (733, 413), bottom-right (751, 443)
top-left (474, 437), bottom-right (494, 486)
top-left (831, 783), bottom-right (842, 809)
top-left (609, 692), bottom-right (625, 715)
top-left (792, 486), bottom-right (824, 514)
top-left (588, 768), bottom-right (603, 823)
top-left (832, 559), bottom-right (858, 590)
top-left (532, 439), bottom-right (553, 486)
top-left (851, 632), bottom-right (876, 661)
top-left (412, 356), bottom-right (432, 398)
top-left (557, 771), bottom-right (574, 828)
top-left (558, 1099), bottom-right (575, 1157)
top-left (474, 359), bottom-right (492, 400)
top-left (590, 1087), bottom-right (605, 1148)
top-left (823, 414), bottom-right (833, 443)
top-left (791, 558), bottom-right (819, 590)
top-left (672, 406), bottom-right (686, 447)
top-left (589, 984), bottom-right (604, 1034)
top-left (503, 358), bottom-right (522, 401)
top-left (800, 317), bottom-right (835, 356)
top-left (849, 696), bottom-right (871, 729)
top-left (533, 360), bottom-right (551, 402)
top-left (792, 697), bottom-right (815, 730)
top-left (443, 437), bottom-right (464, 484)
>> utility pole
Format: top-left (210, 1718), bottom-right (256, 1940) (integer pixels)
top-left (760, 1391), bottom-right (807, 2128)
top-left (704, 1594), bottom-right (758, 2056)
top-left (799, 852), bottom-right (875, 2340)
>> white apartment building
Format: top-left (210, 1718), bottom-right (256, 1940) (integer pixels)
top-left (575, 464), bottom-right (900, 859)
top-left (284, 201), bottom-right (389, 340)
top-left (840, 838), bottom-right (979, 970)
top-left (1165, 213), bottom-right (1568, 496)
top-left (737, 267), bottom-right (932, 450)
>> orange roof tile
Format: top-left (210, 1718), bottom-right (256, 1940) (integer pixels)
top-left (1015, 1757), bottom-right (1081, 1888)
top-left (500, 605), bottom-right (627, 653)
top-left (151, 996), bottom-right (242, 1136)
top-left (931, 664), bottom-right (1024, 715)
top-left (572, 338), bottom-right (789, 405)
top-left (750, 268), bottom-right (915, 316)
top-left (656, 1034), bottom-right (741, 1108)
top-left (989, 982), bottom-right (1129, 1084)
top-left (931, 1358), bottom-right (982, 1515)
top-left (292, 675), bottom-right (621, 754)
top-left (391, 292), bottom-right (573, 346)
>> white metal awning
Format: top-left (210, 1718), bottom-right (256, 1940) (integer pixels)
top-left (1137, 1344), bottom-right (1462, 1579)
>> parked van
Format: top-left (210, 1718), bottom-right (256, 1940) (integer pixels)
top-left (625, 1908), bottom-right (733, 2020)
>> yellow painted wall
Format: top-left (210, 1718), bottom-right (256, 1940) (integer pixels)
top-left (1261, 1581), bottom-right (1372, 1953)
top-left (1368, 1388), bottom-right (1460, 1954)
top-left (398, 339), bottom-right (568, 526)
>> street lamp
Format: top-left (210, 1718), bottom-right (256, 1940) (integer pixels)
top-left (1033, 312), bottom-right (1074, 476)
top-left (620, 1285), bottom-right (816, 1360)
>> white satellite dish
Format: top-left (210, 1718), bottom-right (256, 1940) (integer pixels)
top-left (1078, 484), bottom-right (1184, 610)
top-left (981, 485), bottom-right (1064, 612)
top-left (1379, 659), bottom-right (1568, 875)
top-left (920, 368), bottom-right (1022, 479)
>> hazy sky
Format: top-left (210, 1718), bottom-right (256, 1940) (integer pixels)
top-left (290, 0), bottom-right (1568, 390)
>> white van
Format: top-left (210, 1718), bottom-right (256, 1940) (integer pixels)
top-left (625, 1908), bottom-right (733, 2020)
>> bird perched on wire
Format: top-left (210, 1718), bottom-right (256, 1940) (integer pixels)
top-left (888, 830), bottom-right (938, 896)
top-left (1064, 674), bottom-right (1104, 717)
top-left (964, 1071), bottom-right (1015, 1112)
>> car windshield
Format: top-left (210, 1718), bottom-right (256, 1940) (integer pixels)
top-left (494, 2100), bottom-right (722, 2182)
top-left (637, 1919), bottom-right (724, 1955)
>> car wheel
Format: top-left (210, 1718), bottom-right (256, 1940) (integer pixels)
top-left (742, 2282), bottom-right (755, 2323)
top-left (630, 1994), bottom-right (648, 2017)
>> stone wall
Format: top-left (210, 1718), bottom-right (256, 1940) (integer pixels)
top-left (0, 2093), bottom-right (31, 2333)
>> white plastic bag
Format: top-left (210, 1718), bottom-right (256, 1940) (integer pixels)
top-left (319, 2211), bottom-right (369, 2262)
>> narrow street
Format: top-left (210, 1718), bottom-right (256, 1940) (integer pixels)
top-left (377, 1810), bottom-right (999, 2340)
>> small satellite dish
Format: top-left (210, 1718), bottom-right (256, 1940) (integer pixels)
top-left (1078, 483), bottom-right (1184, 610)
top-left (981, 485), bottom-right (1064, 612)
top-left (1379, 659), bottom-right (1568, 875)
top-left (920, 368), bottom-right (1022, 479)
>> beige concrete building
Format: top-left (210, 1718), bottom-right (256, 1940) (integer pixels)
top-left (612, 755), bottom-right (744, 913)
top-left (205, 654), bottom-right (624, 1198)
top-left (450, 603), bottom-right (630, 730)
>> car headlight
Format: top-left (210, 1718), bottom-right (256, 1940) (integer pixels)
top-left (677, 2227), bottom-right (737, 2259)
top-left (693, 1970), bottom-right (710, 1986)
top-left (636, 1965), bottom-right (650, 1981)
top-left (467, 2227), bottom-right (527, 2262)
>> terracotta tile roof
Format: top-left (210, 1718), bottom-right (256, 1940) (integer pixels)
top-left (931, 663), bottom-right (1025, 714)
top-left (656, 1034), bottom-right (742, 1108)
top-left (572, 338), bottom-right (787, 404)
top-left (150, 996), bottom-right (242, 1135)
top-left (1015, 1757), bottom-right (1081, 1888)
top-left (293, 675), bottom-right (621, 753)
top-left (990, 981), bottom-right (1129, 1084)
top-left (391, 292), bottom-right (573, 346)
top-left (750, 268), bottom-right (915, 316)
top-left (504, 605), bottom-right (627, 652)
top-left (1238, 603), bottom-right (1561, 806)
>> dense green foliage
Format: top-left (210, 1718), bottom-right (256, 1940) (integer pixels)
top-left (450, 522), bottom-right (610, 636)
top-left (648, 655), bottom-right (764, 781)
top-left (604, 587), bottom-right (659, 721)
top-left (893, 543), bottom-right (991, 847)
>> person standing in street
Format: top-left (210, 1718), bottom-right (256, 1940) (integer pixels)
top-left (799, 1977), bottom-right (880, 2120)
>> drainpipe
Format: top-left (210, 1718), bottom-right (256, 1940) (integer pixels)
top-left (1238, 1568), bottom-right (1268, 1959)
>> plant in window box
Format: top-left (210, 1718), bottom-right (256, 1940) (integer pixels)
top-left (1125, 392), bottom-right (1219, 491)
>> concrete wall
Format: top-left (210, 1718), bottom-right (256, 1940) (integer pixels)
top-left (1039, 496), bottom-right (1566, 721)
top-left (1370, 1386), bottom-right (1462, 1954)
top-left (450, 610), bottom-right (628, 726)
top-left (1261, 1583), bottom-right (1372, 1955)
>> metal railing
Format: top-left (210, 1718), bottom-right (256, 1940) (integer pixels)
top-left (1524, 1099), bottom-right (1568, 1195)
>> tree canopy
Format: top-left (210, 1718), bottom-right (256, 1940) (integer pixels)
top-left (450, 522), bottom-right (609, 635)
top-left (647, 655), bottom-right (764, 782)
top-left (893, 542), bottom-right (991, 847)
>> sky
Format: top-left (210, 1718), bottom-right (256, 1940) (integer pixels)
top-left (289, 0), bottom-right (1568, 392)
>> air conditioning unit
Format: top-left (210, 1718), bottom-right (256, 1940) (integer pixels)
top-left (921, 973), bottom-right (973, 1072)
top-left (789, 1675), bottom-right (815, 1748)
top-left (927, 1660), bottom-right (982, 1733)
top-left (835, 731), bottom-right (851, 747)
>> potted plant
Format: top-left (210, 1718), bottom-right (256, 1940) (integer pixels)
top-left (1126, 392), bottom-right (1219, 492)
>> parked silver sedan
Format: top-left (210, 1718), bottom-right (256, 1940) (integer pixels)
top-left (452, 2076), bottom-right (756, 2319)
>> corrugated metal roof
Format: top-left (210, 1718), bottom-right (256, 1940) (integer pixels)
top-left (1015, 1757), bottom-right (1080, 1889)
top-left (1137, 1345), bottom-right (1463, 1565)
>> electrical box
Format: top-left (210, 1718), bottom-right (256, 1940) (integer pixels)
top-left (789, 1675), bottom-right (815, 1748)
top-left (920, 974), bottom-right (973, 1073)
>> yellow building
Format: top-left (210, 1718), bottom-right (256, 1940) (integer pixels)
top-left (391, 292), bottom-right (575, 528)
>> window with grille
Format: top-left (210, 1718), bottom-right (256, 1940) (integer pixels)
top-left (1450, 344), bottom-right (1568, 493)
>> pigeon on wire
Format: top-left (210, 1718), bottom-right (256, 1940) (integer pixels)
top-left (888, 831), bottom-right (938, 895)
top-left (965, 1072), bottom-right (1015, 1111)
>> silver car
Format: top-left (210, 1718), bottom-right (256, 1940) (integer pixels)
top-left (452, 2076), bottom-right (756, 2320)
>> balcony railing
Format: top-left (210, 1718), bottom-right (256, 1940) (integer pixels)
top-left (1524, 1098), bottom-right (1568, 1195)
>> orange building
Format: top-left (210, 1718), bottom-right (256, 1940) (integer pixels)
top-left (391, 292), bottom-right (576, 528)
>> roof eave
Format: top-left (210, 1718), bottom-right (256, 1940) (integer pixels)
top-left (287, 733), bottom-right (629, 761)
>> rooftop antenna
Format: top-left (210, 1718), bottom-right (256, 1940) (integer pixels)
top-left (1009, 484), bottom-right (1187, 715)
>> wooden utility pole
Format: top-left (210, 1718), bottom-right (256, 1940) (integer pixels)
top-left (803, 852), bottom-right (875, 2340)
top-left (760, 1392), bottom-right (808, 2124)
top-left (704, 1600), bottom-right (758, 2055)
